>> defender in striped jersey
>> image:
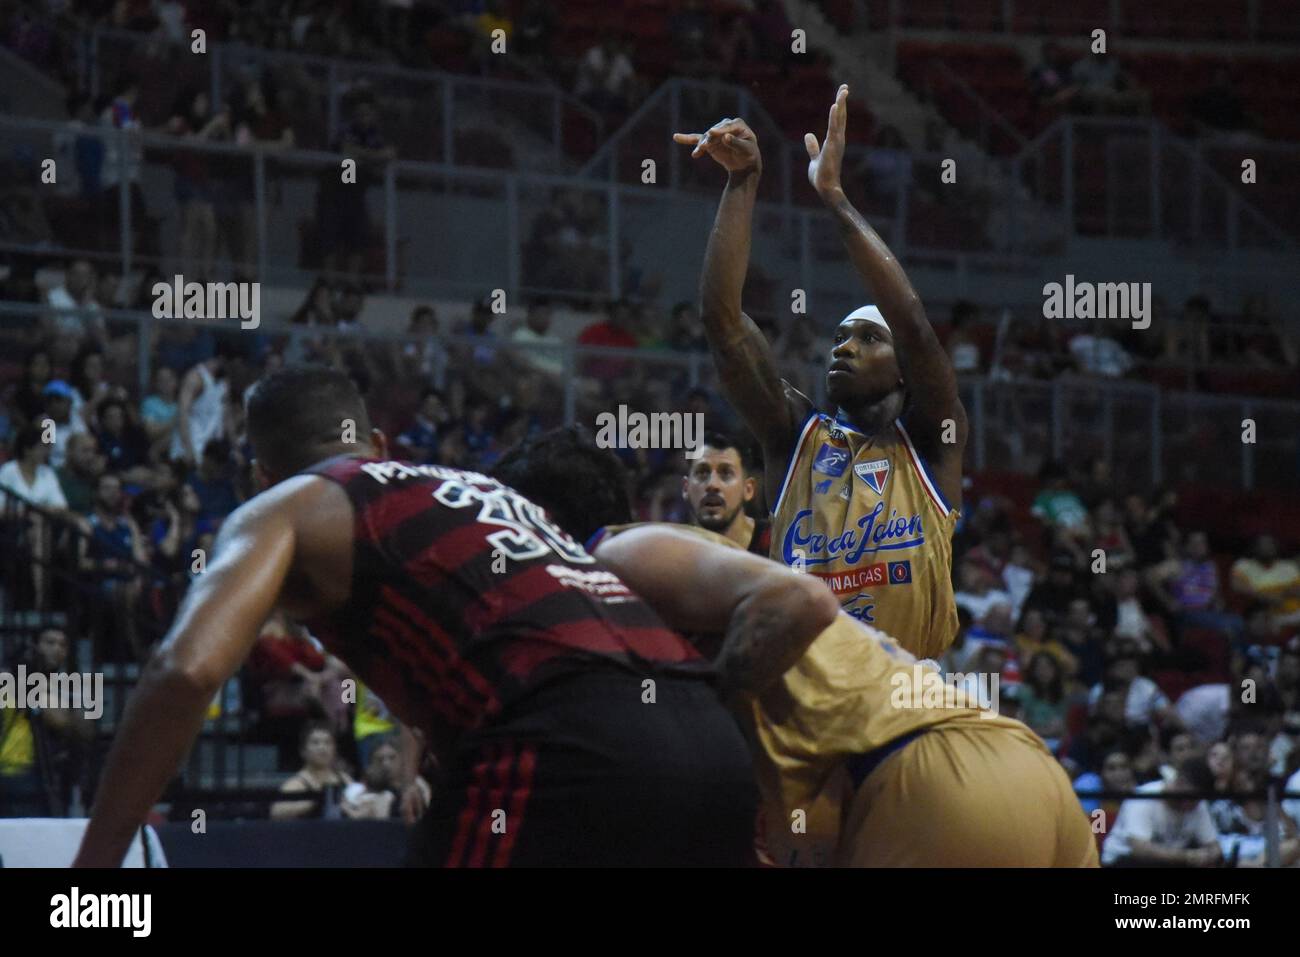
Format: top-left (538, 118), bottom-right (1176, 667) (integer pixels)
top-left (77, 367), bottom-right (831, 867)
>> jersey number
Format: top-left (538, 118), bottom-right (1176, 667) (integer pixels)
top-left (433, 481), bottom-right (594, 564)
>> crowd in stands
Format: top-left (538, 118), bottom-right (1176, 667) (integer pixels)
top-left (1, 270), bottom-right (1298, 859)
top-left (951, 460), bottom-right (1300, 864)
top-left (1, 2), bottom-right (1297, 858)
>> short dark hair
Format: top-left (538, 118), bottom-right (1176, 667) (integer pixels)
top-left (490, 426), bottom-right (632, 545)
top-left (693, 431), bottom-right (751, 472)
top-left (245, 365), bottom-right (371, 478)
top-left (12, 423), bottom-right (46, 460)
top-left (1177, 757), bottom-right (1215, 795)
top-left (299, 720), bottom-right (336, 753)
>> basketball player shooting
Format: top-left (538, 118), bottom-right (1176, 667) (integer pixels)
top-left (673, 85), bottom-right (967, 660)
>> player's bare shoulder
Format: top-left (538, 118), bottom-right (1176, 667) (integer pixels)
top-left (229, 473), bottom-right (355, 616)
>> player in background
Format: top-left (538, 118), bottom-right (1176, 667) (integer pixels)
top-left (674, 85), bottom-right (966, 659)
top-left (74, 368), bottom-right (801, 868)
top-left (683, 431), bottom-right (770, 554)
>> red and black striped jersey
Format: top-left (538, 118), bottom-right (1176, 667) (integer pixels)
top-left (300, 456), bottom-right (706, 752)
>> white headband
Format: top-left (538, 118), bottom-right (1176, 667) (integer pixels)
top-left (843, 304), bottom-right (889, 330)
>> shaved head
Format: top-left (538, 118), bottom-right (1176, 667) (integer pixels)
top-left (246, 365), bottom-right (372, 479)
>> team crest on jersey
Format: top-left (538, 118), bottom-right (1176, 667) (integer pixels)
top-left (887, 559), bottom-right (912, 584)
top-left (854, 458), bottom-right (890, 496)
top-left (812, 442), bottom-right (850, 478)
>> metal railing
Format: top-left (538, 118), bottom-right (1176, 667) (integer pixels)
top-left (870, 0), bottom-right (1278, 42)
top-left (2, 301), bottom-right (1297, 492)
top-left (1014, 116), bottom-right (1296, 248)
top-left (78, 26), bottom-right (604, 169)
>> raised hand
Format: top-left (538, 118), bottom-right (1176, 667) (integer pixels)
top-left (805, 84), bottom-right (849, 197)
top-left (673, 117), bottom-right (762, 176)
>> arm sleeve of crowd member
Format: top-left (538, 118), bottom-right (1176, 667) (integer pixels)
top-left (595, 525), bottom-right (839, 698)
top-left (74, 490), bottom-right (297, 866)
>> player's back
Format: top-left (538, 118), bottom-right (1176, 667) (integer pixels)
top-left (743, 613), bottom-right (1045, 865)
top-left (300, 456), bottom-right (757, 866)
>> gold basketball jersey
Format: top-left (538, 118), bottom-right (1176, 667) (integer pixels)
top-left (770, 411), bottom-right (959, 660)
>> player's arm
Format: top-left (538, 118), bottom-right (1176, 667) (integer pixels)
top-left (73, 491), bottom-right (297, 867)
top-left (674, 118), bottom-right (810, 459)
top-left (595, 526), bottom-right (839, 699)
top-left (809, 87), bottom-right (967, 495)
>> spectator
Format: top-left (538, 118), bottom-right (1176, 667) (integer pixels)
top-left (509, 300), bottom-right (563, 377)
top-left (353, 682), bottom-right (399, 770)
top-left (661, 301), bottom-right (707, 353)
top-left (1088, 644), bottom-right (1173, 730)
top-left (0, 423), bottom-right (71, 514)
top-left (1021, 551), bottom-right (1086, 627)
top-left (1210, 766), bottom-right (1300, 866)
top-left (454, 297), bottom-right (502, 369)
top-left (146, 481), bottom-right (209, 578)
top-left (1074, 747), bottom-right (1136, 812)
top-left (16, 628), bottom-right (94, 815)
top-left (575, 34), bottom-right (637, 112)
top-left (340, 739), bottom-right (410, 819)
top-left (1032, 461), bottom-right (1090, 537)
top-left (68, 346), bottom-right (112, 432)
top-left (56, 433), bottom-right (104, 515)
top-left (1015, 606), bottom-right (1079, 678)
top-left (334, 284), bottom-right (366, 332)
top-left (317, 93), bottom-right (394, 281)
top-left (6, 347), bottom-right (54, 430)
top-left (954, 558), bottom-right (1013, 624)
top-left (1230, 719), bottom-right (1273, 781)
top-left (1100, 758), bottom-right (1221, 867)
top-left (1149, 530), bottom-right (1242, 640)
top-left (140, 365), bottom-right (180, 457)
top-left (400, 304), bottom-right (445, 380)
top-left (170, 349), bottom-right (233, 466)
top-left (270, 723), bottom-right (353, 820)
top-left (1177, 683), bottom-right (1232, 747)
top-left (163, 87), bottom-right (232, 281)
top-left (946, 300), bottom-right (983, 373)
top-left (1068, 320), bottom-right (1135, 378)
top-left (1089, 497), bottom-right (1136, 569)
top-left (577, 300), bottom-right (638, 382)
top-left (1074, 749), bottom-right (1136, 853)
top-left (1232, 534), bottom-right (1300, 634)
top-left (395, 388), bottom-right (451, 464)
top-left (95, 398), bottom-right (152, 485)
top-left (1111, 567), bottom-right (1166, 653)
top-left (44, 259), bottom-right (106, 353)
top-left (1020, 651), bottom-right (1070, 749)
top-left (78, 472), bottom-right (150, 659)
top-left (186, 438), bottom-right (241, 524)
top-left (1279, 638), bottom-right (1300, 713)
